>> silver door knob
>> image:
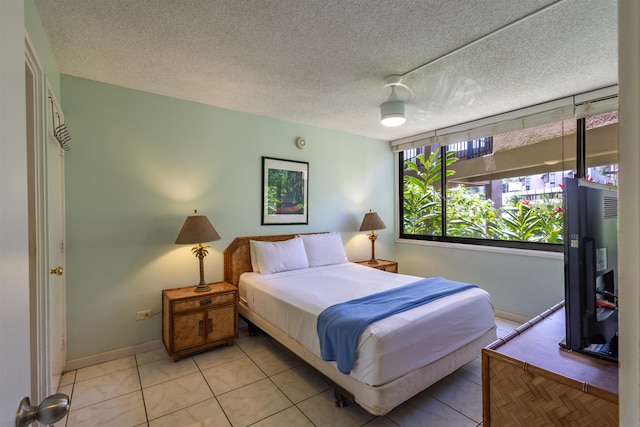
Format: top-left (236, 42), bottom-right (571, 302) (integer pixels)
top-left (15, 393), bottom-right (70, 427)
top-left (50, 266), bottom-right (63, 276)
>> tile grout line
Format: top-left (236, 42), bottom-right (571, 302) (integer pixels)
top-left (240, 329), bottom-right (391, 427)
top-left (242, 330), bottom-right (384, 427)
top-left (423, 363), bottom-right (485, 426)
top-left (237, 330), bottom-right (323, 426)
top-left (192, 352), bottom-right (235, 427)
top-left (237, 334), bottom-right (303, 426)
top-left (62, 380), bottom-right (74, 427)
top-left (134, 354), bottom-right (151, 425)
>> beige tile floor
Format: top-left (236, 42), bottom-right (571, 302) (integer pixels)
top-left (55, 318), bottom-right (520, 427)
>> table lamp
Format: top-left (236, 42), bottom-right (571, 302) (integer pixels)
top-left (359, 209), bottom-right (387, 264)
top-left (175, 210), bottom-right (221, 292)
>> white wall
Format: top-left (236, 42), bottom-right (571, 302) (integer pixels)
top-left (61, 75), bottom-right (395, 361)
top-left (618, 0), bottom-right (640, 423)
top-left (0, 0), bottom-right (31, 422)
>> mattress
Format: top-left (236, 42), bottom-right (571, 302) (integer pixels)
top-left (239, 262), bottom-right (496, 386)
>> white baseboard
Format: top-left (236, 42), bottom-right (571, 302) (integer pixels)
top-left (494, 309), bottom-right (530, 325)
top-left (65, 340), bottom-right (164, 372)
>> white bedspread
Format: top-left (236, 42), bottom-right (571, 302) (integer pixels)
top-left (239, 262), bottom-right (495, 386)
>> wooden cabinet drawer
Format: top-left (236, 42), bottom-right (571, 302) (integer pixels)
top-left (173, 292), bottom-right (235, 312)
top-left (378, 263), bottom-right (397, 273)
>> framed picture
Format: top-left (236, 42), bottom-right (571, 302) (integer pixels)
top-left (262, 157), bottom-right (309, 225)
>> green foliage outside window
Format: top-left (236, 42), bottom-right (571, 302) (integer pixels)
top-left (403, 151), bottom-right (456, 235)
top-left (403, 151), bottom-right (563, 244)
top-left (446, 186), bottom-right (503, 239)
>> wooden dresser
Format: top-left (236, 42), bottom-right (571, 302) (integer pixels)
top-left (482, 301), bottom-right (618, 426)
top-left (162, 281), bottom-right (238, 361)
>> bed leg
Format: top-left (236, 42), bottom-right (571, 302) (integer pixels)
top-left (248, 323), bottom-right (260, 336)
top-left (240, 315), bottom-right (261, 336)
top-left (334, 389), bottom-right (348, 408)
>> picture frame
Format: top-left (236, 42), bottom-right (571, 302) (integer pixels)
top-left (262, 157), bottom-right (309, 225)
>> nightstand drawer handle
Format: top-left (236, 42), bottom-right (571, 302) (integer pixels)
top-left (208, 318), bottom-right (213, 333)
top-left (200, 298), bottom-right (212, 306)
top-left (198, 320), bottom-right (204, 337)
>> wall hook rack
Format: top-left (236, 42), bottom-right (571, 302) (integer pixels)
top-left (49, 97), bottom-right (71, 151)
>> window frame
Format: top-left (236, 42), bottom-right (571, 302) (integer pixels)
top-left (397, 147), bottom-right (565, 252)
top-left (394, 87), bottom-right (618, 253)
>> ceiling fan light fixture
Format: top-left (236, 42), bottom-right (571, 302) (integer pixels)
top-left (380, 101), bottom-right (406, 127)
top-left (380, 89), bottom-right (406, 127)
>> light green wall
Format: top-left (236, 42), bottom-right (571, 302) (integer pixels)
top-left (395, 242), bottom-right (564, 320)
top-left (61, 75), bottom-right (395, 359)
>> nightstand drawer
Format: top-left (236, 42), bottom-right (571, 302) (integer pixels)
top-left (378, 263), bottom-right (397, 273)
top-left (173, 292), bottom-right (235, 312)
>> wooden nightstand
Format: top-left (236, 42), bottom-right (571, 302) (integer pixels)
top-left (355, 259), bottom-right (398, 273)
top-left (162, 281), bottom-right (238, 361)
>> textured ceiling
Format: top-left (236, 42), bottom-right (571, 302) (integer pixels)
top-left (35, 0), bottom-right (617, 142)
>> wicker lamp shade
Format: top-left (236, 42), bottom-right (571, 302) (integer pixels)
top-left (359, 210), bottom-right (387, 232)
top-left (175, 211), bottom-right (220, 244)
top-left (359, 210), bottom-right (386, 265)
top-left (175, 210), bottom-right (221, 292)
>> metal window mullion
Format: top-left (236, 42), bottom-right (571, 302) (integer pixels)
top-left (440, 146), bottom-right (447, 237)
top-left (398, 151), bottom-right (405, 236)
top-left (576, 118), bottom-right (586, 178)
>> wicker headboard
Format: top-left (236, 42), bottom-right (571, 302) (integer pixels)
top-left (223, 232), bottom-right (326, 286)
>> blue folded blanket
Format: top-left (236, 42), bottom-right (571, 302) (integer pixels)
top-left (316, 277), bottom-right (478, 374)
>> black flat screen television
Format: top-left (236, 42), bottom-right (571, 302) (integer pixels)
top-left (560, 177), bottom-right (618, 363)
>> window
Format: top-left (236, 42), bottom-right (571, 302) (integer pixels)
top-left (396, 89), bottom-right (618, 251)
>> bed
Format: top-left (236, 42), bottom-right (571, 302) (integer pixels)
top-left (223, 232), bottom-right (497, 415)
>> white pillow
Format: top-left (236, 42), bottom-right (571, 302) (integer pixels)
top-left (249, 243), bottom-right (260, 273)
top-left (249, 237), bottom-right (309, 274)
top-left (300, 232), bottom-right (349, 267)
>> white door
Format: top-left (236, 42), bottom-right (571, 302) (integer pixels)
top-left (47, 130), bottom-right (67, 392)
top-left (26, 48), bottom-right (68, 399)
top-left (25, 40), bottom-right (67, 402)
top-left (0, 0), bottom-right (32, 423)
